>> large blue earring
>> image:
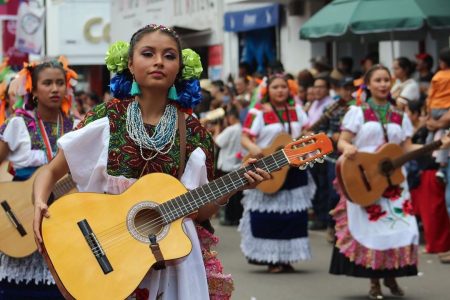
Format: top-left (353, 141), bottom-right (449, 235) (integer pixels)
top-left (168, 85), bottom-right (178, 100)
top-left (130, 75), bottom-right (141, 96)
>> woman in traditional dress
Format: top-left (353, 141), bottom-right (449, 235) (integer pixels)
top-left (0, 60), bottom-right (75, 299)
top-left (32, 24), bottom-right (269, 300)
top-left (240, 73), bottom-right (316, 273)
top-left (330, 64), bottom-right (449, 299)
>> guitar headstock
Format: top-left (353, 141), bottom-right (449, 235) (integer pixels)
top-left (283, 133), bottom-right (333, 169)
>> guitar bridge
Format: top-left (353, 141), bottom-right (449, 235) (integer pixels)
top-left (78, 219), bottom-right (113, 275)
top-left (1, 200), bottom-right (27, 236)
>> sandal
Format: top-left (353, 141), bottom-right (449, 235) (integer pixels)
top-left (267, 264), bottom-right (284, 273)
top-left (369, 282), bottom-right (384, 300)
top-left (383, 278), bottom-right (405, 297)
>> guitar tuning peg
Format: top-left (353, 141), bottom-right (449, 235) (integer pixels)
top-left (308, 161), bottom-right (315, 168)
top-left (315, 157), bottom-right (325, 164)
top-left (299, 163), bottom-right (308, 170)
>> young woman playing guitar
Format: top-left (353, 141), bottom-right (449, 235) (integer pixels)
top-left (330, 64), bottom-right (450, 299)
top-left (32, 24), bottom-right (270, 300)
top-left (240, 73), bottom-right (315, 273)
top-left (0, 60), bottom-right (75, 299)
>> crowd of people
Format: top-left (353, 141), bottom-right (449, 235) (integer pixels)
top-left (0, 23), bottom-right (449, 300)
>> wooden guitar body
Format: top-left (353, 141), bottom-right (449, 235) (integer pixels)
top-left (0, 171), bottom-right (39, 258)
top-left (245, 133), bottom-right (293, 194)
top-left (336, 143), bottom-right (405, 207)
top-left (0, 161), bottom-right (13, 182)
top-left (41, 133), bottom-right (333, 299)
top-left (0, 169), bottom-right (76, 258)
top-left (42, 173), bottom-right (193, 300)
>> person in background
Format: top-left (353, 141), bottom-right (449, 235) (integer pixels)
top-left (240, 73), bottom-right (315, 273)
top-left (325, 76), bottom-right (357, 243)
top-left (329, 64), bottom-right (446, 299)
top-left (338, 56), bottom-right (354, 77)
top-left (84, 92), bottom-right (102, 112)
top-left (415, 53), bottom-right (434, 101)
top-left (0, 59), bottom-right (75, 300)
top-left (405, 100), bottom-right (450, 255)
top-left (391, 57), bottom-right (420, 110)
top-left (426, 48), bottom-right (450, 187)
top-left (307, 76), bottom-right (335, 230)
top-left (304, 86), bottom-right (316, 112)
top-left (361, 52), bottom-right (379, 74)
top-left (213, 104), bottom-right (244, 226)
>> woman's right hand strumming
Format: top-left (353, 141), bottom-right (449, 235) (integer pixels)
top-left (33, 199), bottom-right (50, 253)
top-left (342, 144), bottom-right (358, 159)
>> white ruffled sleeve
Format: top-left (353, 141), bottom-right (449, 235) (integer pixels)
top-left (341, 105), bottom-right (363, 134)
top-left (57, 117), bottom-right (110, 193)
top-left (0, 117), bottom-right (47, 168)
top-left (401, 114), bottom-right (414, 139)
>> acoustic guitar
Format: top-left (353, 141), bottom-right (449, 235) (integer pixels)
top-left (0, 161), bottom-right (13, 182)
top-left (336, 139), bottom-right (444, 207)
top-left (0, 168), bottom-right (77, 258)
top-left (41, 133), bottom-right (333, 300)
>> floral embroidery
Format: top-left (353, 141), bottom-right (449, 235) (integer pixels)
top-left (382, 185), bottom-right (403, 201)
top-left (365, 204), bottom-right (387, 222)
top-left (77, 99), bottom-right (215, 181)
top-left (361, 103), bottom-right (404, 125)
top-left (401, 200), bottom-right (414, 216)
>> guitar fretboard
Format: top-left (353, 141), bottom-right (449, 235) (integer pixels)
top-left (52, 175), bottom-right (76, 200)
top-left (158, 150), bottom-right (289, 224)
top-left (392, 140), bottom-right (443, 168)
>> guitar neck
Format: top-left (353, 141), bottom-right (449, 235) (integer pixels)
top-left (52, 175), bottom-right (77, 200)
top-left (159, 150), bottom-right (289, 224)
top-left (309, 100), bottom-right (344, 132)
top-left (392, 140), bottom-right (443, 168)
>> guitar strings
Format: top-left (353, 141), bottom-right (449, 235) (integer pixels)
top-left (90, 150), bottom-right (323, 251)
top-left (88, 153), bottom-right (324, 255)
top-left (93, 149), bottom-right (314, 240)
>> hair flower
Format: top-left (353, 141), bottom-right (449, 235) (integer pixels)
top-left (181, 49), bottom-right (203, 80)
top-left (175, 79), bottom-right (202, 109)
top-left (105, 41), bottom-right (130, 73)
top-left (110, 73), bottom-right (132, 99)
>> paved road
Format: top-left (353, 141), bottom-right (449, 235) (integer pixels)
top-left (213, 220), bottom-right (450, 300)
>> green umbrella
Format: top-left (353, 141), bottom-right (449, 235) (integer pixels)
top-left (300, 0), bottom-right (450, 41)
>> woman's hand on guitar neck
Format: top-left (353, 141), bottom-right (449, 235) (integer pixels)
top-left (33, 200), bottom-right (50, 253)
top-left (241, 158), bottom-right (272, 190)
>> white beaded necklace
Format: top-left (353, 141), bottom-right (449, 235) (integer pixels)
top-left (126, 100), bottom-right (178, 161)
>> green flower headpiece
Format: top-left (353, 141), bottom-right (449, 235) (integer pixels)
top-left (105, 41), bottom-right (129, 73)
top-left (181, 48), bottom-right (203, 80)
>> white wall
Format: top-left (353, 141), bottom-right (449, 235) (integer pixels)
top-left (47, 0), bottom-right (111, 65)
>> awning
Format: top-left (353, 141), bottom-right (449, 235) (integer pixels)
top-left (172, 25), bottom-right (212, 38)
top-left (224, 4), bottom-right (279, 32)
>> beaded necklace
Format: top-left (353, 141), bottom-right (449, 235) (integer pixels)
top-left (126, 100), bottom-right (178, 161)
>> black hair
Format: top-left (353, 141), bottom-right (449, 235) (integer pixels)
top-left (226, 103), bottom-right (240, 119)
top-left (407, 100), bottom-right (423, 115)
top-left (87, 92), bottom-right (102, 105)
top-left (314, 76), bottom-right (331, 90)
top-left (339, 56), bottom-right (353, 73)
top-left (128, 25), bottom-right (183, 80)
top-left (395, 57), bottom-right (416, 77)
top-left (211, 80), bottom-right (225, 92)
top-left (26, 60), bottom-right (66, 110)
top-left (31, 60), bottom-right (66, 92)
top-left (364, 64), bottom-right (391, 86)
top-left (268, 60), bottom-right (285, 74)
top-left (439, 47), bottom-right (450, 67)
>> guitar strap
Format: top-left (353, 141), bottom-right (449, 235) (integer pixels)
top-left (177, 109), bottom-right (187, 180)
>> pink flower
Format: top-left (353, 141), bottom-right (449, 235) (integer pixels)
top-left (382, 185), bottom-right (403, 201)
top-left (365, 204), bottom-right (387, 222)
top-left (402, 200), bottom-right (414, 216)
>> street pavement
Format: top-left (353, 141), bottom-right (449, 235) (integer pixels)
top-left (213, 220), bottom-right (450, 300)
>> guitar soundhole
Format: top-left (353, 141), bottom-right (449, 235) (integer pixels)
top-left (133, 208), bottom-right (163, 238)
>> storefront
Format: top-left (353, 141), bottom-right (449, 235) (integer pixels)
top-left (46, 0), bottom-right (111, 96)
top-left (224, 3), bottom-right (280, 76)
